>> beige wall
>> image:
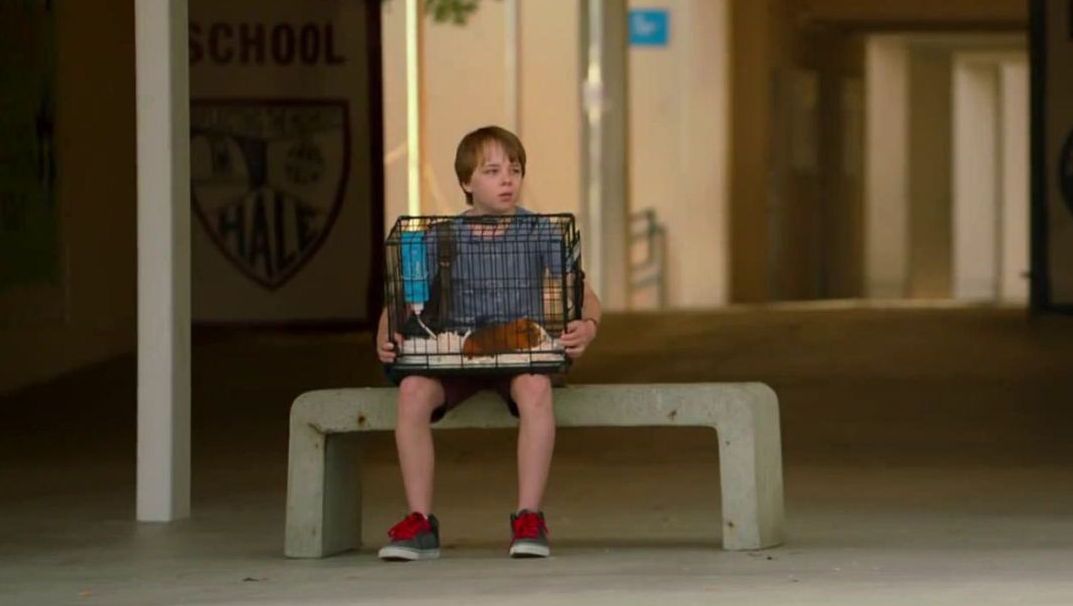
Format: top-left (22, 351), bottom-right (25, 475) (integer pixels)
top-left (628, 0), bottom-right (730, 308)
top-left (864, 36), bottom-right (910, 298)
top-left (952, 56), bottom-right (1000, 300)
top-left (0, 0), bottom-right (137, 393)
top-left (423, 4), bottom-right (509, 215)
top-left (389, 0), bottom-right (1029, 307)
top-left (907, 47), bottom-right (953, 298)
top-left (999, 59), bottom-right (1028, 303)
top-left (382, 0), bottom-right (580, 226)
top-left (386, 1), bottom-right (731, 309)
top-left (518, 0), bottom-right (580, 218)
top-left (951, 49), bottom-right (1028, 303)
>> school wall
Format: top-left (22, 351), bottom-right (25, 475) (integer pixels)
top-left (385, 0), bottom-right (1026, 307)
top-left (2, 1), bottom-right (1032, 394)
top-left (383, 1), bottom-right (732, 309)
top-left (0, 0), bottom-right (138, 394)
top-left (381, 0), bottom-right (581, 225)
top-left (627, 0), bottom-right (731, 308)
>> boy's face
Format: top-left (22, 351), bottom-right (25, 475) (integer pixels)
top-left (463, 142), bottom-right (523, 215)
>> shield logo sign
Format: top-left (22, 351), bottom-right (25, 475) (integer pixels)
top-left (191, 99), bottom-right (350, 290)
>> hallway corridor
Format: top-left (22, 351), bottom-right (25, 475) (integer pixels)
top-left (2, 306), bottom-right (1071, 604)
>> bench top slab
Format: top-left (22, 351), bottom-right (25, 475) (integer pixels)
top-left (292, 383), bottom-right (777, 433)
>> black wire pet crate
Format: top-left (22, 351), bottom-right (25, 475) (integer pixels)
top-left (384, 212), bottom-right (583, 377)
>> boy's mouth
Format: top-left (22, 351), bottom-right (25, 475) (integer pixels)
top-left (497, 192), bottom-right (514, 201)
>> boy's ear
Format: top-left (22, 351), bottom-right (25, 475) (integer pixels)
top-left (461, 179), bottom-right (473, 193)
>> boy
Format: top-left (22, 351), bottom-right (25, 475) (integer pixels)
top-left (375, 126), bottom-right (601, 560)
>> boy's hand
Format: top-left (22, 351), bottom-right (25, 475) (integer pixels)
top-left (378, 332), bottom-right (404, 364)
top-left (560, 319), bottom-right (597, 359)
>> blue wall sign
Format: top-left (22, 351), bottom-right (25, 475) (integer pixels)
top-left (629, 9), bottom-right (669, 47)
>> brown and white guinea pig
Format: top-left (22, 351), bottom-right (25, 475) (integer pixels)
top-left (462, 318), bottom-right (544, 358)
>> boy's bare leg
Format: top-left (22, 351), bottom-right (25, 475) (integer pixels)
top-left (395, 376), bottom-right (445, 515)
top-left (511, 374), bottom-right (555, 511)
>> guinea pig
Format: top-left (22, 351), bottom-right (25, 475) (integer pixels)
top-left (462, 318), bottom-right (544, 357)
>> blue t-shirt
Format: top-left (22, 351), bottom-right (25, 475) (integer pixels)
top-left (425, 208), bottom-right (565, 330)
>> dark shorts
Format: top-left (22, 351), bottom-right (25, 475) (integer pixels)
top-left (432, 375), bottom-right (518, 423)
top-left (386, 371), bottom-right (566, 423)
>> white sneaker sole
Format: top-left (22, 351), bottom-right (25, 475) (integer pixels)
top-left (378, 546), bottom-right (440, 561)
top-left (509, 542), bottom-right (550, 558)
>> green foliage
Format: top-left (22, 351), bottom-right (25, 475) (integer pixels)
top-left (384, 0), bottom-right (497, 26)
top-left (426, 0), bottom-right (481, 25)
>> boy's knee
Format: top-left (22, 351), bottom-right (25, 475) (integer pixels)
top-left (397, 376), bottom-right (443, 416)
top-left (511, 373), bottom-right (552, 407)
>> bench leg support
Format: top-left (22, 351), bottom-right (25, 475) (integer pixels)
top-left (715, 388), bottom-right (784, 550)
top-left (285, 422), bottom-right (362, 558)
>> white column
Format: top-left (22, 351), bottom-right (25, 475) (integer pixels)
top-left (405, 0), bottom-right (422, 215)
top-left (136, 0), bottom-right (191, 522)
top-left (581, 0), bottom-right (605, 302)
top-left (581, 0), bottom-right (629, 310)
top-left (673, 0), bottom-right (733, 304)
top-left (999, 59), bottom-right (1029, 304)
top-left (864, 36), bottom-right (910, 298)
top-left (381, 1), bottom-right (410, 231)
top-left (952, 57), bottom-right (1000, 301)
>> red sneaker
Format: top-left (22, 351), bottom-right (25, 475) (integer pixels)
top-left (378, 512), bottom-right (440, 561)
top-left (509, 510), bottom-right (550, 558)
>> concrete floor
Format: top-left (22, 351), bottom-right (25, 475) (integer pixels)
top-left (2, 306), bottom-right (1072, 605)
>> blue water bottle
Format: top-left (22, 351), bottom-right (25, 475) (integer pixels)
top-left (401, 230), bottom-right (429, 313)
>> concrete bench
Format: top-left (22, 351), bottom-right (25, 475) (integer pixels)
top-left (285, 383), bottom-right (784, 558)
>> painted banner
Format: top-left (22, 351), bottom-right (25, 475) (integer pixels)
top-left (0, 1), bottom-right (58, 293)
top-left (189, 0), bottom-right (381, 323)
top-left (1036, 0), bottom-right (1073, 310)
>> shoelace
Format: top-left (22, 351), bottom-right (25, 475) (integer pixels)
top-left (388, 513), bottom-right (429, 540)
top-left (512, 512), bottom-right (548, 540)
